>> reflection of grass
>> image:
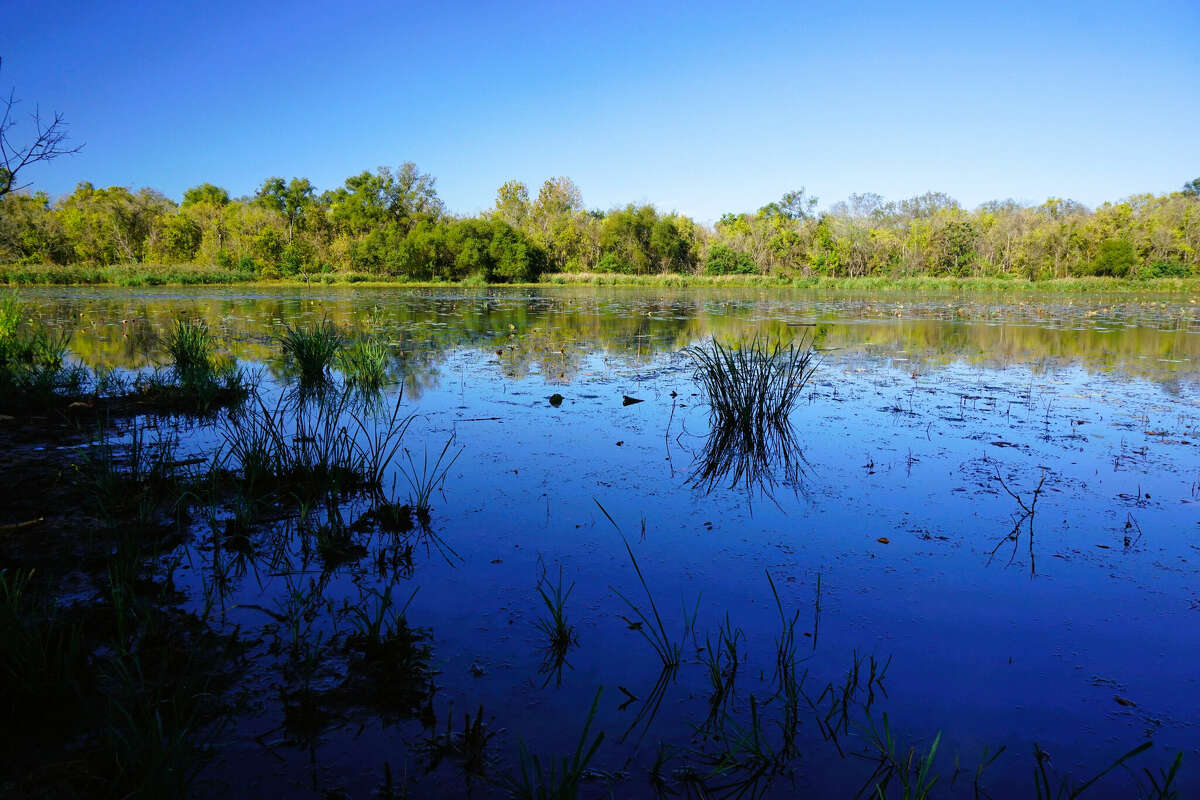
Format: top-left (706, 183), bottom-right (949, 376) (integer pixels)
top-left (535, 565), bottom-right (577, 685)
top-left (686, 336), bottom-right (815, 502)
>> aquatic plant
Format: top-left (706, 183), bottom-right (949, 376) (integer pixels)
top-left (864, 713), bottom-right (942, 799)
top-left (535, 566), bottom-right (577, 655)
top-left (166, 318), bottom-right (215, 382)
top-left (699, 612), bottom-right (743, 726)
top-left (534, 565), bottom-right (577, 686)
top-left (424, 703), bottom-right (496, 779)
top-left (685, 335), bottom-right (815, 504)
top-left (609, 534), bottom-right (682, 670)
top-left (504, 688), bottom-right (604, 800)
top-left (400, 435), bottom-right (461, 523)
top-left (338, 337), bottom-right (391, 390)
top-left (685, 334), bottom-right (818, 433)
top-left (0, 569), bottom-right (90, 732)
top-left (219, 388), bottom-right (411, 499)
top-left (343, 584), bottom-right (433, 714)
top-left (280, 318), bottom-right (343, 384)
top-left (100, 654), bottom-right (213, 799)
top-left (0, 291), bottom-right (76, 402)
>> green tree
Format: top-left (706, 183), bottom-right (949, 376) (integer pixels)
top-left (254, 176), bottom-right (315, 240)
top-left (493, 180), bottom-right (531, 228)
top-left (1091, 238), bottom-right (1137, 277)
top-left (181, 183), bottom-right (230, 208)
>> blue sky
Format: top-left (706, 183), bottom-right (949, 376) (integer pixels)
top-left (6, 0), bottom-right (1198, 220)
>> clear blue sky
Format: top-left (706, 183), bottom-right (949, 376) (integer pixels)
top-left (6, 0), bottom-right (1198, 220)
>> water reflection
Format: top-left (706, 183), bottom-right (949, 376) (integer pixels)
top-left (687, 414), bottom-right (808, 506)
top-left (18, 286), bottom-right (1199, 393)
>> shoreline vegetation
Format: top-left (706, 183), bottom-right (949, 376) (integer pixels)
top-left (2, 263), bottom-right (1199, 293)
top-left (1, 166), bottom-right (1197, 292)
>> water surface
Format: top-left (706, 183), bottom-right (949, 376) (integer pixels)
top-left (24, 285), bottom-right (1200, 797)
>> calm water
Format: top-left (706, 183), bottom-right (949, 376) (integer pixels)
top-left (24, 286), bottom-right (1200, 797)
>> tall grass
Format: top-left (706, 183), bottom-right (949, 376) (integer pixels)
top-left (338, 338), bottom-right (391, 390)
top-left (165, 319), bottom-right (215, 382)
top-left (0, 569), bottom-right (90, 727)
top-left (400, 436), bottom-right (461, 523)
top-left (280, 319), bottom-right (343, 384)
top-left (219, 388), bottom-right (412, 499)
top-left (535, 566), bottom-right (578, 686)
top-left (686, 334), bottom-right (818, 433)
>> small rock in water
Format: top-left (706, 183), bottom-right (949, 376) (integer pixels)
top-left (548, 393), bottom-right (564, 407)
top-left (622, 395), bottom-right (643, 406)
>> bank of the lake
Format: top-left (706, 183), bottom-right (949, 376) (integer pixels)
top-left (3, 261), bottom-right (1200, 294)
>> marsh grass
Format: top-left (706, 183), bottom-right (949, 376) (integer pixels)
top-left (151, 318), bottom-right (250, 411)
top-left (535, 565), bottom-right (577, 685)
top-left (343, 584), bottom-right (434, 714)
top-left (219, 388), bottom-right (411, 500)
top-left (424, 703), bottom-right (497, 779)
top-left (686, 334), bottom-right (817, 433)
top-left (280, 319), bottom-right (343, 384)
top-left (0, 291), bottom-right (79, 404)
top-left (401, 436), bottom-right (461, 523)
top-left (864, 714), bottom-right (941, 800)
top-left (100, 654), bottom-right (214, 799)
top-left (535, 567), bottom-right (576, 651)
top-left (609, 534), bottom-right (682, 670)
top-left (700, 613), bottom-right (743, 726)
top-left (0, 569), bottom-right (90, 733)
top-left (166, 319), bottom-right (214, 381)
top-left (505, 688), bottom-right (604, 800)
top-left (338, 337), bottom-right (391, 390)
top-left (685, 335), bottom-right (816, 503)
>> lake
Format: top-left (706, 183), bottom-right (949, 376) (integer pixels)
top-left (18, 285), bottom-right (1200, 798)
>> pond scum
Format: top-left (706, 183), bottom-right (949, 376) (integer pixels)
top-left (0, 290), bottom-right (1189, 799)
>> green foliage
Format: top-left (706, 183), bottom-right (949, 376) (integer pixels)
top-left (166, 319), bottom-right (215, 381)
top-left (1091, 238), bottom-right (1138, 277)
top-left (1139, 259), bottom-right (1191, 279)
top-left (705, 244), bottom-right (756, 275)
top-left (181, 183), bottom-right (230, 208)
top-left (2, 167), bottom-right (1197, 284)
top-left (0, 291), bottom-right (76, 401)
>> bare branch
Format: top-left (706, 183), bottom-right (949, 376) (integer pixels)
top-left (0, 58), bottom-right (84, 197)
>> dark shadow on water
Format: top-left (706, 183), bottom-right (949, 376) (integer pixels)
top-left (687, 416), bottom-right (809, 509)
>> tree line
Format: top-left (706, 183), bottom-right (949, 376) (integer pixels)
top-left (1, 165), bottom-right (1197, 281)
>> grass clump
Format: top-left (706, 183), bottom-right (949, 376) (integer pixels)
top-left (280, 319), bottom-right (343, 385)
top-left (504, 688), bottom-right (604, 800)
top-left (157, 318), bottom-right (248, 410)
top-left (686, 334), bottom-right (817, 433)
top-left (535, 566), bottom-right (577, 655)
top-left (165, 319), bottom-right (215, 381)
top-left (338, 337), bottom-right (391, 390)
